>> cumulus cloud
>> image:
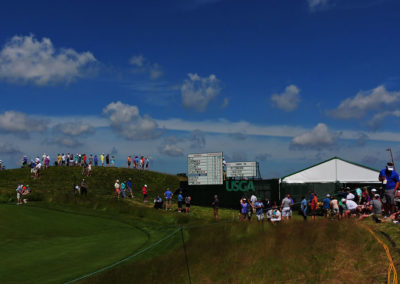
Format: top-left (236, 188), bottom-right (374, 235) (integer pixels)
top-left (328, 86), bottom-right (400, 119)
top-left (159, 136), bottom-right (185, 157)
top-left (308, 0), bottom-right (331, 11)
top-left (129, 55), bottom-right (163, 79)
top-left (189, 129), bottom-right (206, 149)
top-left (0, 111), bottom-right (47, 137)
top-left (0, 34), bottom-right (96, 85)
top-left (290, 123), bottom-right (340, 150)
top-left (53, 122), bottom-right (95, 136)
top-left (270, 85), bottom-right (301, 112)
top-left (181, 73), bottom-right (221, 112)
top-left (369, 110), bottom-right (400, 130)
top-left (103, 101), bottom-right (161, 140)
top-left (48, 136), bottom-right (83, 148)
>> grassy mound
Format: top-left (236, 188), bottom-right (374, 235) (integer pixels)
top-left (0, 167), bottom-right (394, 284)
top-left (0, 166), bottom-right (181, 203)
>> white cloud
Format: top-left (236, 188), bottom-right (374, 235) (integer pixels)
top-left (129, 54), bottom-right (163, 79)
top-left (308, 0), bottom-right (331, 11)
top-left (270, 85), bottom-right (301, 112)
top-left (328, 85), bottom-right (400, 119)
top-left (159, 136), bottom-right (185, 157)
top-left (49, 136), bottom-right (83, 148)
top-left (290, 123), bottom-right (340, 150)
top-left (0, 34), bottom-right (96, 85)
top-left (181, 73), bottom-right (221, 112)
top-left (53, 122), bottom-right (95, 136)
top-left (103, 101), bottom-right (161, 140)
top-left (0, 111), bottom-right (47, 136)
top-left (369, 110), bottom-right (400, 130)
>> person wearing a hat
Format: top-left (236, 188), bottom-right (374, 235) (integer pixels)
top-left (114, 179), bottom-right (121, 199)
top-left (344, 199), bottom-right (358, 217)
top-left (369, 194), bottom-right (382, 218)
top-left (322, 194), bottom-right (331, 218)
top-left (346, 189), bottom-right (355, 201)
top-left (142, 184), bottom-right (148, 202)
top-left (379, 162), bottom-right (400, 216)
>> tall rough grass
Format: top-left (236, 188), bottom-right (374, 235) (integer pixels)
top-left (82, 220), bottom-right (387, 284)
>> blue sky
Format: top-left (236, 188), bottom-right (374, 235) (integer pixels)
top-left (0, 0), bottom-right (400, 177)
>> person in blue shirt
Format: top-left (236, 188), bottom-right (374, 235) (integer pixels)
top-left (379, 162), bottom-right (400, 216)
top-left (126, 178), bottom-right (133, 198)
top-left (323, 194), bottom-right (331, 218)
top-left (177, 192), bottom-right (183, 212)
top-left (164, 188), bottom-right (173, 211)
top-left (120, 181), bottom-right (126, 198)
top-left (254, 199), bottom-right (264, 223)
top-left (94, 155), bottom-right (98, 167)
top-left (300, 196), bottom-right (307, 220)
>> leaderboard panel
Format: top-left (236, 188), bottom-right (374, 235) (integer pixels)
top-left (226, 162), bottom-right (258, 178)
top-left (188, 152), bottom-right (223, 185)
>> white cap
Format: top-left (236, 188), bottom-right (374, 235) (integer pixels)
top-left (144, 184), bottom-right (147, 187)
top-left (371, 188), bottom-right (377, 192)
top-left (326, 194), bottom-right (330, 197)
top-left (375, 194), bottom-right (380, 198)
top-left (341, 198), bottom-right (346, 202)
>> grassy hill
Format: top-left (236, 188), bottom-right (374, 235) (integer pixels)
top-left (0, 166), bottom-right (182, 203)
top-left (0, 166), bottom-right (396, 284)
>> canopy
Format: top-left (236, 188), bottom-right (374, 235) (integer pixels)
top-left (281, 157), bottom-right (380, 184)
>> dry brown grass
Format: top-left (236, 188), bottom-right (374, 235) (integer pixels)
top-left (82, 219), bottom-right (388, 284)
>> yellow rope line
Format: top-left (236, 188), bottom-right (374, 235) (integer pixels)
top-left (362, 225), bottom-right (398, 284)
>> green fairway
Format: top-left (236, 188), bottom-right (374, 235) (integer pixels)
top-left (0, 204), bottom-right (151, 284)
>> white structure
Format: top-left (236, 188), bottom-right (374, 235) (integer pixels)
top-left (281, 157), bottom-right (380, 184)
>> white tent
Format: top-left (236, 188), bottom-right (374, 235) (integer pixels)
top-left (281, 157), bottom-right (380, 184)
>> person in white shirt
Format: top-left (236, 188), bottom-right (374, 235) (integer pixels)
top-left (271, 208), bottom-right (281, 223)
top-left (344, 199), bottom-right (358, 217)
top-left (114, 180), bottom-right (121, 199)
top-left (346, 191), bottom-right (355, 201)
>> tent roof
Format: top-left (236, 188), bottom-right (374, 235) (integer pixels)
top-left (281, 156), bottom-right (380, 184)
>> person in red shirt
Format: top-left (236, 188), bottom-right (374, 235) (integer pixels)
top-left (310, 192), bottom-right (318, 221)
top-left (142, 184), bottom-right (148, 202)
top-left (127, 156), bottom-right (132, 168)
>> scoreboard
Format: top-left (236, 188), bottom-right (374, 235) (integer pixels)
top-left (226, 162), bottom-right (258, 178)
top-left (188, 152), bottom-right (223, 185)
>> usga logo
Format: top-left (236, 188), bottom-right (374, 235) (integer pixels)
top-left (226, 180), bottom-right (255, 192)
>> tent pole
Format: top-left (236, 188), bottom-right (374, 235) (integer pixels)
top-left (278, 179), bottom-right (281, 200)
